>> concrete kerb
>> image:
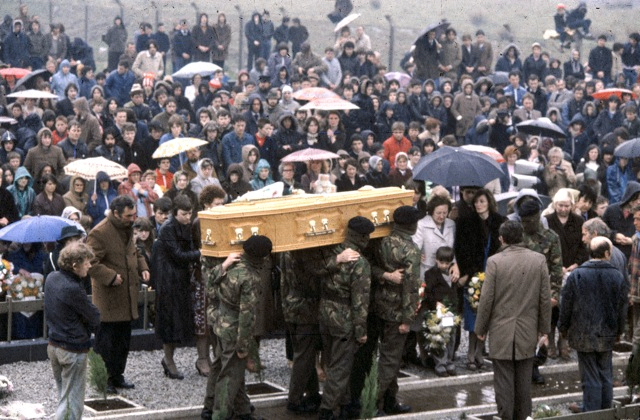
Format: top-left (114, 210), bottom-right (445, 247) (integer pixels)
top-left (83, 355), bottom-right (631, 419)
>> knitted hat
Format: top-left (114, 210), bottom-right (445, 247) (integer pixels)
top-left (347, 216), bottom-right (375, 235)
top-left (243, 235), bottom-right (273, 258)
top-left (393, 206), bottom-right (421, 226)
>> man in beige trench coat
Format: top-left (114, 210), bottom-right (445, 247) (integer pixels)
top-left (475, 220), bottom-right (551, 420)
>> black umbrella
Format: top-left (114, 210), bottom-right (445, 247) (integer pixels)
top-left (494, 192), bottom-right (551, 217)
top-left (13, 69), bottom-right (52, 91)
top-left (614, 138), bottom-right (640, 159)
top-left (413, 146), bottom-right (504, 187)
top-left (516, 118), bottom-right (566, 139)
top-left (489, 71), bottom-right (509, 86)
top-left (413, 20), bottom-right (450, 44)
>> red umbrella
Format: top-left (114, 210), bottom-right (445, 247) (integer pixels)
top-left (292, 87), bottom-right (340, 101)
top-left (299, 97), bottom-right (359, 111)
top-left (281, 148), bottom-right (340, 163)
top-left (0, 68), bottom-right (31, 79)
top-left (461, 145), bottom-right (505, 163)
top-left (591, 88), bottom-right (637, 101)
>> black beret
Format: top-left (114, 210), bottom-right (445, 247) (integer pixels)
top-left (393, 206), bottom-right (421, 225)
top-left (258, 75), bottom-right (271, 82)
top-left (348, 216), bottom-right (375, 235)
top-left (243, 235), bottom-right (273, 258)
top-left (518, 199), bottom-right (541, 217)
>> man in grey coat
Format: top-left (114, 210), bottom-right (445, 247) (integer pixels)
top-left (559, 237), bottom-right (628, 412)
top-left (475, 220), bottom-right (551, 420)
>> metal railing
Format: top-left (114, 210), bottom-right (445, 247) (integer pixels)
top-left (0, 285), bottom-right (155, 343)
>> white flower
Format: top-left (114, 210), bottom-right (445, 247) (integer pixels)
top-left (16, 292), bottom-right (24, 300)
top-left (28, 282), bottom-right (34, 288)
top-left (20, 280), bottom-right (27, 288)
top-left (35, 279), bottom-right (42, 287)
top-left (472, 276), bottom-right (479, 284)
top-left (15, 284), bottom-right (22, 292)
top-left (468, 287), bottom-right (475, 295)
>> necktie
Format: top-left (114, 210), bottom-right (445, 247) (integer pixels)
top-left (527, 111), bottom-right (531, 120)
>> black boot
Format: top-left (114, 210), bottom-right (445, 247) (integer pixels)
top-left (532, 365), bottom-right (545, 385)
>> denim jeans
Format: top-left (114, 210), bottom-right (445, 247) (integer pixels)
top-left (577, 350), bottom-right (613, 412)
top-left (623, 68), bottom-right (638, 88)
top-left (47, 345), bottom-right (88, 420)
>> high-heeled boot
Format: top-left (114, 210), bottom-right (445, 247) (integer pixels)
top-left (195, 335), bottom-right (211, 376)
top-left (162, 343), bottom-right (184, 380)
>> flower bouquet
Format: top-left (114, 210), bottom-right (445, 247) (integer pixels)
top-left (3, 273), bottom-right (43, 301)
top-left (466, 272), bottom-right (485, 312)
top-left (422, 304), bottom-right (461, 357)
top-left (0, 258), bottom-right (14, 297)
top-left (0, 374), bottom-right (13, 399)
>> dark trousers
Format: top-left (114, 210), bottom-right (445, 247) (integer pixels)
top-left (247, 44), bottom-right (261, 72)
top-left (203, 331), bottom-right (251, 416)
top-left (94, 321), bottom-right (132, 384)
top-left (320, 326), bottom-right (358, 413)
top-left (376, 317), bottom-right (407, 405)
top-left (350, 313), bottom-right (380, 402)
top-left (108, 51), bottom-right (122, 72)
top-left (287, 322), bottom-right (320, 405)
top-left (577, 350), bottom-right (613, 412)
top-left (493, 357), bottom-right (534, 420)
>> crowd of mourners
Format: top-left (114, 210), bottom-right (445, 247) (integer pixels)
top-left (1, 1), bottom-right (640, 419)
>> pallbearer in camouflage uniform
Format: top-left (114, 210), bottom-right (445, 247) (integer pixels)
top-left (370, 206), bottom-right (422, 415)
top-left (200, 235), bottom-right (273, 420)
top-left (280, 245), bottom-right (361, 415)
top-left (518, 199), bottom-right (562, 385)
top-left (318, 216), bottom-right (375, 420)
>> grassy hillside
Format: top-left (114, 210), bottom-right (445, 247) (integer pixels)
top-left (1, 0), bottom-right (637, 76)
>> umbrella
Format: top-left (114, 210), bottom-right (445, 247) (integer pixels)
top-left (614, 138), bottom-right (640, 159)
top-left (490, 71), bottom-right (509, 86)
top-left (517, 118), bottom-right (566, 138)
top-left (7, 89), bottom-right (59, 99)
top-left (0, 68), bottom-right (31, 79)
top-left (461, 145), bottom-right (505, 163)
top-left (412, 146), bottom-right (504, 187)
top-left (152, 137), bottom-right (209, 159)
top-left (0, 216), bottom-right (82, 243)
top-left (591, 88), bottom-right (637, 101)
top-left (384, 72), bottom-right (412, 88)
top-left (414, 20), bottom-right (450, 44)
top-left (64, 157), bottom-right (129, 180)
top-left (281, 148), bottom-right (341, 163)
top-left (171, 61), bottom-right (222, 79)
top-left (13, 69), bottom-right (52, 90)
top-left (334, 13), bottom-right (361, 33)
top-left (292, 87), bottom-right (340, 101)
top-left (0, 116), bottom-right (17, 125)
top-left (495, 192), bottom-right (551, 217)
top-left (299, 97), bottom-right (360, 111)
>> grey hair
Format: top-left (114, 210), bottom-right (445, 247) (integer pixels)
top-left (582, 217), bottom-right (610, 237)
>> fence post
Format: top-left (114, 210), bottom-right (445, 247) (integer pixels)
top-left (42, 296), bottom-right (47, 340)
top-left (49, 0), bottom-right (53, 27)
top-left (6, 296), bottom-right (12, 343)
top-left (191, 2), bottom-right (200, 31)
top-left (142, 285), bottom-right (149, 330)
top-left (235, 5), bottom-right (244, 71)
top-left (385, 15), bottom-right (394, 72)
top-left (113, 0), bottom-right (124, 23)
top-left (151, 1), bottom-right (160, 32)
top-left (85, 5), bottom-right (89, 45)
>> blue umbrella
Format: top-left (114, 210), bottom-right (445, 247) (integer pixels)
top-left (0, 216), bottom-right (81, 243)
top-left (413, 146), bottom-right (505, 187)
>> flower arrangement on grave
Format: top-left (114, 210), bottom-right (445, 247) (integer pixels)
top-left (422, 304), bottom-right (461, 357)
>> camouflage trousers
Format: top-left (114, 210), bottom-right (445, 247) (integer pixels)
top-left (203, 331), bottom-right (251, 417)
top-left (287, 322), bottom-right (321, 405)
top-left (376, 317), bottom-right (407, 406)
top-left (319, 325), bottom-right (359, 413)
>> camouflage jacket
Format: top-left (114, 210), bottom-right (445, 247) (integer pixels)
top-left (319, 242), bottom-right (371, 339)
top-left (202, 255), bottom-right (258, 353)
top-left (280, 247), bottom-right (340, 325)
top-left (371, 230), bottom-right (421, 324)
top-left (522, 224), bottom-right (564, 300)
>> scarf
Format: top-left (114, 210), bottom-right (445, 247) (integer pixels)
top-left (306, 132), bottom-right (318, 146)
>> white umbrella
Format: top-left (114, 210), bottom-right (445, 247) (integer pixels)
top-left (64, 156), bottom-right (129, 180)
top-left (7, 89), bottom-right (58, 99)
top-left (334, 13), bottom-right (361, 33)
top-left (299, 97), bottom-right (360, 111)
top-left (172, 61), bottom-right (222, 78)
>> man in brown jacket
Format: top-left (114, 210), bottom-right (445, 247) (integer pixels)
top-left (475, 220), bottom-right (551, 420)
top-left (87, 195), bottom-right (150, 394)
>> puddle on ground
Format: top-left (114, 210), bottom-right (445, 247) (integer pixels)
top-left (400, 367), bottom-right (625, 412)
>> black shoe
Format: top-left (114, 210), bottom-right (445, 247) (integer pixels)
top-left (287, 400), bottom-right (319, 414)
top-left (532, 367), bottom-right (545, 385)
top-left (112, 378), bottom-right (135, 389)
top-left (106, 384), bottom-right (118, 395)
top-left (384, 402), bottom-right (411, 414)
top-left (200, 408), bottom-right (213, 419)
top-left (161, 358), bottom-right (184, 380)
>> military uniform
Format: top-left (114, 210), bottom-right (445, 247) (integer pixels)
top-left (371, 228), bottom-right (421, 411)
top-left (200, 235), bottom-right (272, 420)
top-left (319, 241), bottom-right (371, 417)
top-left (522, 223), bottom-right (564, 301)
top-left (280, 247), bottom-right (340, 412)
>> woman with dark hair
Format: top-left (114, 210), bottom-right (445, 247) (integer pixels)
top-left (102, 98), bottom-right (120, 130)
top-left (302, 116), bottom-right (331, 150)
top-left (193, 83), bottom-right (214, 114)
top-left (32, 173), bottom-right (65, 216)
top-left (192, 13), bottom-right (216, 63)
top-left (56, 83), bottom-right (79, 117)
top-left (454, 188), bottom-right (505, 371)
top-left (152, 195), bottom-right (201, 380)
top-left (211, 13), bottom-right (231, 68)
top-left (0, 164), bottom-right (19, 227)
top-left (335, 158), bottom-right (365, 192)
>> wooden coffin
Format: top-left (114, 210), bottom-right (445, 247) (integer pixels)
top-left (198, 187), bottom-right (414, 257)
